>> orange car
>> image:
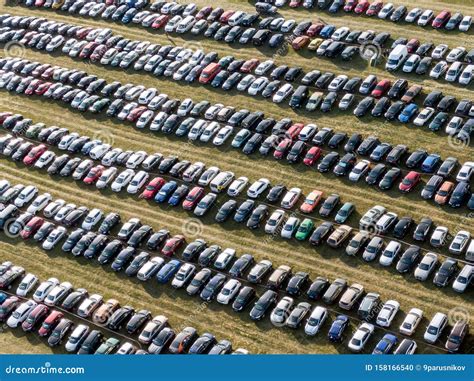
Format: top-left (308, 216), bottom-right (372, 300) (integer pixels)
top-left (300, 190), bottom-right (323, 213)
top-left (292, 36), bottom-right (310, 51)
top-left (434, 181), bottom-right (454, 205)
top-left (92, 299), bottom-right (120, 324)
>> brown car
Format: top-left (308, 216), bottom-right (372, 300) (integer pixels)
top-left (292, 36), bottom-right (311, 51)
top-left (434, 181), bottom-right (454, 205)
top-left (327, 225), bottom-right (353, 248)
top-left (445, 321), bottom-right (469, 352)
top-left (266, 265), bottom-right (292, 290)
top-left (92, 299), bottom-right (120, 324)
top-left (338, 283), bottom-right (364, 310)
top-left (401, 85), bottom-right (422, 103)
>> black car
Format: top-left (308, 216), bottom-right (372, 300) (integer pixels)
top-left (406, 149), bottom-right (427, 169)
top-left (200, 273), bottom-right (226, 302)
top-left (188, 333), bottom-right (216, 354)
top-left (448, 182), bottom-right (470, 208)
top-left (325, 41), bottom-right (345, 58)
top-left (396, 246), bottom-right (421, 273)
top-left (111, 247), bottom-right (136, 272)
top-left (433, 258), bottom-right (458, 287)
top-left (186, 268), bottom-right (213, 296)
top-left (71, 232), bottom-right (96, 257)
top-left (83, 234), bottom-right (108, 259)
top-left (61, 229), bottom-right (85, 252)
top-left (287, 272), bottom-right (310, 296)
top-left (229, 254), bottom-right (254, 278)
top-left (421, 175), bottom-right (443, 200)
top-left (393, 217), bottom-right (413, 239)
top-left (315, 72), bottom-right (334, 89)
top-left (78, 330), bottom-right (103, 354)
top-left (243, 133), bottom-right (264, 155)
top-left (301, 70), bottom-right (321, 85)
top-left (384, 101), bottom-right (404, 120)
top-left (413, 217), bottom-right (432, 241)
top-left (127, 225), bottom-right (153, 248)
top-left (333, 153), bottom-right (356, 176)
top-left (424, 91), bottom-right (443, 108)
top-left (437, 96), bottom-right (456, 112)
top-left (198, 246), bottom-right (221, 267)
top-left (266, 184), bottom-right (286, 203)
top-left (354, 97), bottom-right (375, 117)
top-left (310, 222), bottom-right (334, 245)
top-left (357, 136), bottom-right (380, 156)
top-left (231, 286), bottom-right (256, 313)
top-left (247, 205), bottom-right (269, 229)
top-left (126, 310), bottom-right (152, 334)
top-left (319, 194), bottom-right (340, 217)
top-left (48, 318), bottom-right (73, 347)
top-left (182, 239), bottom-right (207, 261)
top-left (107, 306), bottom-right (135, 331)
top-left (379, 168), bottom-right (401, 190)
top-left (125, 251), bottom-right (150, 277)
top-left (366, 164), bottom-right (387, 185)
top-left (306, 277), bottom-right (329, 300)
top-left (148, 327), bottom-right (175, 354)
top-left (386, 144), bottom-right (408, 165)
top-left (63, 207), bottom-right (88, 227)
top-left (61, 288), bottom-right (88, 311)
top-left (344, 133), bottom-right (362, 152)
top-left (415, 57), bottom-right (432, 75)
top-left (98, 212), bottom-right (121, 235)
top-left (146, 229), bottom-right (170, 251)
top-left (215, 200), bottom-right (238, 223)
top-left (317, 152), bottom-right (339, 173)
top-left (343, 77), bottom-right (362, 93)
top-left (249, 290), bottom-right (278, 321)
top-left (98, 240), bottom-right (122, 265)
top-left (328, 133), bottom-right (347, 149)
top-left (371, 97), bottom-right (391, 117)
top-left (286, 141), bottom-right (305, 163)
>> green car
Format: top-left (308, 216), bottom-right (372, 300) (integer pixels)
top-left (335, 202), bottom-right (355, 224)
top-left (295, 218), bottom-right (314, 241)
top-left (89, 98), bottom-right (110, 113)
top-left (25, 123), bottom-right (45, 138)
top-left (95, 337), bottom-right (120, 354)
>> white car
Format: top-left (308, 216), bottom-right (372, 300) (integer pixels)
top-left (378, 3), bottom-right (394, 19)
top-left (449, 231), bottom-right (471, 255)
top-left (77, 294), bottom-right (103, 318)
top-left (248, 77), bottom-right (269, 96)
top-left (126, 151), bottom-right (147, 169)
top-left (14, 185), bottom-right (38, 207)
top-left (138, 315), bottom-right (168, 344)
top-left (272, 83), bottom-right (293, 103)
top-left (213, 126), bottom-right (234, 146)
top-left (53, 203), bottom-right (76, 223)
top-left (446, 47), bottom-right (466, 63)
top-left (16, 273), bottom-right (38, 297)
top-left (171, 263), bottom-right (196, 289)
top-left (376, 300), bottom-right (400, 327)
top-left (331, 27), bottom-right (350, 41)
top-left (33, 277), bottom-right (59, 302)
top-left (270, 296), bottom-right (294, 326)
top-left (298, 124), bottom-right (317, 142)
top-left (417, 9), bottom-right (434, 26)
top-left (177, 98), bottom-right (193, 116)
top-left (349, 160), bottom-right (370, 182)
top-left (188, 120), bottom-right (207, 140)
top-left (136, 110), bottom-right (155, 129)
top-left (459, 15), bottom-right (472, 32)
top-left (379, 241), bottom-right (402, 266)
top-left (247, 178), bottom-right (270, 198)
top-left (430, 226), bottom-right (449, 247)
top-left (446, 116), bottom-right (463, 136)
top-left (281, 217), bottom-right (300, 239)
top-left (182, 162), bottom-right (205, 183)
top-left (456, 162), bottom-right (474, 182)
top-left (237, 75), bottom-right (256, 92)
top-left (6, 300), bottom-right (37, 328)
top-left (452, 264), bottom-right (473, 293)
top-left (111, 169), bottom-right (135, 192)
top-left (255, 60), bottom-right (274, 76)
top-left (304, 306), bottom-right (328, 336)
top-left (82, 208), bottom-right (103, 231)
top-left (138, 88), bottom-right (158, 105)
top-left (127, 171), bottom-right (149, 194)
top-left (399, 308), bottom-right (423, 336)
top-left (405, 7), bottom-right (422, 22)
top-left (198, 167), bottom-right (220, 187)
top-left (42, 199), bottom-right (65, 218)
top-left (58, 133), bottom-right (79, 150)
top-left (214, 248), bottom-right (236, 270)
top-left (459, 64), bottom-right (474, 85)
top-left (42, 227), bottom-right (67, 251)
top-left (429, 61), bottom-right (448, 79)
top-left (65, 324), bottom-right (89, 353)
top-left (227, 177), bottom-right (248, 197)
top-left (137, 257), bottom-right (165, 281)
top-left (44, 282), bottom-right (73, 306)
top-left (96, 167), bottom-right (117, 189)
top-left (445, 62), bottom-right (463, 82)
top-left (431, 44), bottom-right (449, 59)
top-left (414, 252), bottom-right (438, 281)
top-left (217, 279), bottom-right (241, 304)
top-left (210, 171), bottom-right (234, 193)
top-left (413, 107), bottom-right (435, 126)
top-left (26, 193), bottom-right (52, 214)
top-left (424, 312), bottom-right (448, 343)
top-left (280, 188), bottom-right (301, 209)
top-left (199, 122), bottom-right (220, 143)
top-left (89, 144), bottom-right (111, 160)
top-left (375, 212), bottom-right (398, 234)
top-left (348, 323), bottom-right (374, 352)
top-left (265, 209), bottom-right (286, 234)
top-left (72, 159), bottom-right (93, 180)
top-left (402, 54), bottom-right (420, 73)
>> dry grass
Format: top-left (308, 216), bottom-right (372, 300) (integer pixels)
top-left (0, 0), bottom-right (473, 354)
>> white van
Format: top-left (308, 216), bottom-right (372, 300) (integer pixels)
top-left (445, 61), bottom-right (463, 82)
top-left (423, 312), bottom-right (448, 343)
top-left (386, 45), bottom-right (408, 71)
top-left (452, 264), bottom-right (473, 293)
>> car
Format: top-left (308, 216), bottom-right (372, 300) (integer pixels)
top-left (433, 258), bottom-right (458, 287)
top-left (348, 323), bottom-right (374, 352)
top-left (400, 308), bottom-right (423, 336)
top-left (399, 171), bottom-right (421, 193)
top-left (138, 315), bottom-right (168, 345)
top-left (445, 321), bottom-right (469, 352)
top-left (424, 312), bottom-right (448, 344)
top-left (414, 253), bottom-right (439, 281)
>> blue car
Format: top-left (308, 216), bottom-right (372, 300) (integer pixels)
top-left (398, 103), bottom-right (419, 123)
top-left (468, 194), bottom-right (474, 210)
top-left (320, 25), bottom-right (336, 38)
top-left (121, 8), bottom-right (137, 24)
top-left (329, 0), bottom-right (345, 13)
top-left (421, 154), bottom-right (441, 173)
top-left (168, 184), bottom-right (189, 206)
top-left (372, 334), bottom-right (398, 354)
top-left (156, 260), bottom-right (181, 284)
top-left (0, 292), bottom-right (7, 304)
top-left (154, 181), bottom-right (178, 203)
top-left (328, 315), bottom-right (349, 342)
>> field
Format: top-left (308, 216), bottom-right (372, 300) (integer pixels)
top-left (0, 0), bottom-right (473, 354)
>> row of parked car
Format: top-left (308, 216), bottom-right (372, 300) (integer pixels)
top-left (0, 186), bottom-right (470, 353)
top-left (259, 0), bottom-right (472, 32)
top-left (0, 264), bottom-right (248, 354)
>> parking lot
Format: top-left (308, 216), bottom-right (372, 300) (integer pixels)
top-left (0, 0), bottom-right (472, 354)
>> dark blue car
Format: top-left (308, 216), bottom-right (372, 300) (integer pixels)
top-left (398, 103), bottom-right (418, 123)
top-left (0, 291), bottom-right (7, 304)
top-left (156, 260), bottom-right (181, 284)
top-left (121, 8), bottom-right (137, 24)
top-left (372, 334), bottom-right (398, 354)
top-left (329, 0), bottom-right (345, 12)
top-left (421, 154), bottom-right (441, 173)
top-left (155, 181), bottom-right (178, 203)
top-left (328, 315), bottom-right (349, 342)
top-left (168, 185), bottom-right (189, 206)
top-left (320, 25), bottom-right (336, 38)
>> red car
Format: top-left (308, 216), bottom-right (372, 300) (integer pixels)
top-left (0, 297), bottom-right (20, 322)
top-left (289, 0), bottom-right (303, 7)
top-left (432, 10), bottom-right (451, 28)
top-left (32, 63), bottom-right (50, 77)
top-left (306, 23), bottom-right (325, 37)
top-left (240, 58), bottom-right (259, 73)
top-left (35, 0), bottom-right (46, 6)
top-left (20, 217), bottom-right (44, 239)
top-left (196, 6), bottom-right (213, 20)
top-left (83, 165), bottom-right (104, 185)
top-left (34, 82), bottom-right (52, 95)
top-left (406, 38), bottom-right (420, 53)
top-left (151, 15), bottom-right (169, 29)
top-left (25, 79), bottom-right (43, 95)
top-left (344, 0), bottom-right (358, 12)
top-left (22, 304), bottom-right (49, 332)
top-left (273, 138), bottom-right (292, 160)
top-left (0, 112), bottom-right (13, 124)
top-left (161, 235), bottom-right (185, 257)
top-left (219, 10), bottom-right (235, 23)
top-left (285, 123), bottom-right (304, 140)
top-left (79, 42), bottom-right (99, 59)
top-left (354, 0), bottom-right (369, 14)
top-left (90, 44), bottom-right (108, 62)
top-left (182, 186), bottom-right (204, 210)
top-left (127, 106), bottom-right (147, 122)
top-left (23, 144), bottom-right (47, 166)
top-left (38, 310), bottom-right (64, 337)
top-left (76, 27), bottom-right (93, 40)
top-left (40, 67), bottom-right (56, 79)
top-left (371, 79), bottom-right (391, 98)
top-left (399, 171), bottom-right (421, 192)
top-left (300, 190), bottom-right (323, 213)
top-left (141, 177), bottom-right (166, 200)
top-left (303, 146), bottom-right (322, 166)
top-left (366, 0), bottom-right (383, 16)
